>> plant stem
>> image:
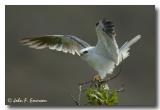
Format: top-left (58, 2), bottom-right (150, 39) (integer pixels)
top-left (78, 85), bottom-right (82, 105)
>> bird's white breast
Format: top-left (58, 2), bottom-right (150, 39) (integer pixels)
top-left (81, 48), bottom-right (115, 79)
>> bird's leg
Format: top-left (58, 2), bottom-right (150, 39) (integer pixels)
top-left (92, 74), bottom-right (101, 82)
top-left (91, 74), bottom-right (105, 88)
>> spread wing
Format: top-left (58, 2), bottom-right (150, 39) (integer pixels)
top-left (20, 35), bottom-right (90, 56)
top-left (95, 20), bottom-right (119, 64)
top-left (118, 35), bottom-right (141, 64)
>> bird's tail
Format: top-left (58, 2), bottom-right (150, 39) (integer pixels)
top-left (118, 35), bottom-right (141, 64)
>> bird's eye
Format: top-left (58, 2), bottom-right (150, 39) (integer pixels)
top-left (80, 51), bottom-right (88, 56)
top-left (83, 51), bottom-right (88, 54)
top-left (96, 22), bottom-right (99, 26)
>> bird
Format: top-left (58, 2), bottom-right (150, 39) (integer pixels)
top-left (20, 19), bottom-right (141, 80)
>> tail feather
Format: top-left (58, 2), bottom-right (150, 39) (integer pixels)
top-left (118, 35), bottom-right (141, 64)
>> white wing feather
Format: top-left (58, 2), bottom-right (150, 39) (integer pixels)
top-left (118, 35), bottom-right (141, 65)
top-left (95, 26), bottom-right (119, 64)
top-left (20, 35), bottom-right (90, 56)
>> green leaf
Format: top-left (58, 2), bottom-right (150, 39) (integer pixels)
top-left (85, 87), bottom-right (119, 106)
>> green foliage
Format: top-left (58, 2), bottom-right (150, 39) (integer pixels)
top-left (85, 86), bottom-right (119, 106)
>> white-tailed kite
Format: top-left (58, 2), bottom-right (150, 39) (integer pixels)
top-left (20, 19), bottom-right (141, 80)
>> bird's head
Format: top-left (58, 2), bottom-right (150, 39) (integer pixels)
top-left (96, 19), bottom-right (116, 37)
top-left (80, 47), bottom-right (94, 57)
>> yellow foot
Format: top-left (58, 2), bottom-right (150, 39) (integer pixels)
top-left (93, 74), bottom-right (101, 82)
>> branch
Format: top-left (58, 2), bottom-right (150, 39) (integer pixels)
top-left (70, 85), bottom-right (82, 105)
top-left (71, 60), bottom-right (126, 105)
top-left (78, 85), bottom-right (82, 105)
top-left (70, 94), bottom-right (80, 105)
top-left (78, 62), bottom-right (124, 87)
top-left (116, 84), bottom-right (125, 92)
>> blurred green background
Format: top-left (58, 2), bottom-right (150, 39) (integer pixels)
top-left (5, 5), bottom-right (156, 106)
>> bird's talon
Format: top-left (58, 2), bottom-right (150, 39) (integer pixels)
top-left (93, 74), bottom-right (102, 82)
